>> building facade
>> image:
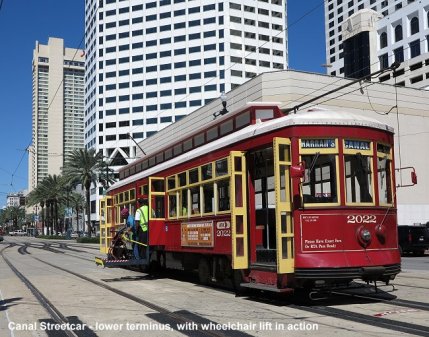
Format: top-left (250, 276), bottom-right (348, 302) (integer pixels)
top-left (84, 0), bottom-right (288, 223)
top-left (6, 192), bottom-right (26, 208)
top-left (28, 37), bottom-right (85, 192)
top-left (325, 0), bottom-right (429, 88)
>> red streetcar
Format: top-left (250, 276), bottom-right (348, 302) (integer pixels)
top-left (97, 103), bottom-right (408, 293)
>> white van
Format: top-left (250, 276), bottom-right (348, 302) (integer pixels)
top-left (11, 230), bottom-right (26, 236)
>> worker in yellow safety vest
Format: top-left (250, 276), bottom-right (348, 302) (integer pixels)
top-left (135, 198), bottom-right (149, 259)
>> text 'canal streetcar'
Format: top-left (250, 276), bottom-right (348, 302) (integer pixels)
top-left (96, 103), bottom-right (413, 294)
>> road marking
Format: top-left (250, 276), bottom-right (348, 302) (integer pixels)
top-left (374, 309), bottom-right (419, 317)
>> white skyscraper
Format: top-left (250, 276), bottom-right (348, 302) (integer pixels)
top-left (84, 0), bottom-right (288, 224)
top-left (324, 0), bottom-right (429, 88)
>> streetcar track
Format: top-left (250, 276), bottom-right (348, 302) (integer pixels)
top-left (2, 242), bottom-right (250, 337)
top-left (331, 290), bottom-right (429, 311)
top-left (392, 283), bottom-right (429, 290)
top-left (29, 252), bottom-right (429, 337)
top-left (16, 242), bottom-right (95, 263)
top-left (6, 240), bottom-right (429, 336)
top-left (58, 243), bottom-right (89, 253)
top-left (0, 245), bottom-right (95, 337)
top-left (29, 255), bottom-right (251, 337)
top-left (290, 304), bottom-right (429, 337)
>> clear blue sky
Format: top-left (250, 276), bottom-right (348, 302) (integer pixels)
top-left (0, 0), bottom-right (325, 207)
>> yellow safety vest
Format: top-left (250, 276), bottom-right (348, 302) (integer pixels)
top-left (137, 205), bottom-right (148, 231)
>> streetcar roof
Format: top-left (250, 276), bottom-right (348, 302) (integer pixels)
top-left (108, 106), bottom-right (393, 191)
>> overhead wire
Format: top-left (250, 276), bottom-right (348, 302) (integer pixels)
top-left (292, 0), bottom-right (426, 107)
top-left (4, 1), bottom-right (88, 198)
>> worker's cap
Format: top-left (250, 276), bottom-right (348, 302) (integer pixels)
top-left (137, 197), bottom-right (148, 204)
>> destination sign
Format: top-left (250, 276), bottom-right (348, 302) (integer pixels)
top-left (377, 143), bottom-right (391, 154)
top-left (301, 139), bottom-right (335, 149)
top-left (344, 140), bottom-right (371, 150)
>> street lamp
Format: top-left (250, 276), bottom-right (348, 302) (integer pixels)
top-left (213, 91), bottom-right (228, 118)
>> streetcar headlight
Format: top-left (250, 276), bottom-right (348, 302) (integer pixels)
top-left (356, 226), bottom-right (372, 247)
top-left (361, 229), bottom-right (371, 242)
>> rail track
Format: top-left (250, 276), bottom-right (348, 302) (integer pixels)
top-left (2, 240), bottom-right (429, 337)
top-left (1, 243), bottom-right (251, 337)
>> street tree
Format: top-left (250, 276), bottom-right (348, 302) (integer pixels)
top-left (63, 148), bottom-right (104, 237)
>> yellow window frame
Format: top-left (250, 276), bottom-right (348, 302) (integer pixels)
top-left (376, 143), bottom-right (394, 207)
top-left (343, 140), bottom-right (375, 206)
top-left (149, 177), bottom-right (166, 220)
top-left (99, 196), bottom-right (113, 254)
top-left (299, 139), bottom-right (341, 207)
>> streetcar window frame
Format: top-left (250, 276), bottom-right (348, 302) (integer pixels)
top-left (343, 139), bottom-right (375, 206)
top-left (166, 156), bottom-right (230, 219)
top-left (299, 138), bottom-right (340, 207)
top-left (376, 143), bottom-right (393, 206)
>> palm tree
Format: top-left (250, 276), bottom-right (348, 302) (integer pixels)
top-left (62, 148), bottom-right (104, 237)
top-left (39, 175), bottom-right (62, 235)
top-left (70, 192), bottom-right (85, 233)
top-left (4, 206), bottom-right (25, 230)
top-left (27, 184), bottom-right (48, 235)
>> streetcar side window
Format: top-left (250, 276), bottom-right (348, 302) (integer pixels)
top-left (302, 154), bottom-right (338, 204)
top-left (377, 143), bottom-right (393, 205)
top-left (202, 183), bottom-right (214, 213)
top-left (344, 154), bottom-right (373, 204)
top-left (217, 179), bottom-right (230, 211)
top-left (179, 190), bottom-right (188, 217)
top-left (378, 156), bottom-right (392, 205)
top-left (168, 193), bottom-right (178, 218)
top-left (190, 187), bottom-right (201, 215)
top-left (166, 157), bottom-right (230, 218)
top-left (150, 178), bottom-right (165, 219)
top-left (153, 195), bottom-right (165, 218)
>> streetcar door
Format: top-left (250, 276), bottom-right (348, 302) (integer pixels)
top-left (273, 138), bottom-right (294, 274)
top-left (230, 151), bottom-right (249, 269)
top-left (99, 196), bottom-right (113, 254)
top-left (248, 147), bottom-right (277, 265)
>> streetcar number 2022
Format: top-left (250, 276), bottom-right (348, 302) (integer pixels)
top-left (347, 215), bottom-right (376, 223)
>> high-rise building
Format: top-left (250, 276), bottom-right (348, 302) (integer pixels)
top-left (6, 192), bottom-right (26, 208)
top-left (324, 0), bottom-right (429, 88)
top-left (28, 38), bottom-right (85, 192)
top-left (84, 0), bottom-right (288, 224)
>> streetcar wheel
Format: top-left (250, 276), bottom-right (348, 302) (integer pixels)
top-left (198, 258), bottom-right (210, 285)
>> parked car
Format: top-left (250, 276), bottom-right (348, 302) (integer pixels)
top-left (9, 230), bottom-right (26, 236)
top-left (398, 225), bottom-right (429, 256)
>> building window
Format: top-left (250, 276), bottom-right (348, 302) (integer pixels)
top-left (410, 40), bottom-right (421, 58)
top-left (380, 32), bottom-right (387, 48)
top-left (410, 17), bottom-right (419, 35)
top-left (379, 53), bottom-right (389, 69)
top-left (394, 46), bottom-right (404, 63)
top-left (394, 25), bottom-right (403, 42)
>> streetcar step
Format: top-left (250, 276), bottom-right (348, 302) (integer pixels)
top-left (239, 282), bottom-right (294, 293)
top-left (95, 257), bottom-right (147, 268)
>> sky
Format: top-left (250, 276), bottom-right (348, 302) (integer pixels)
top-left (0, 0), bottom-right (325, 207)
